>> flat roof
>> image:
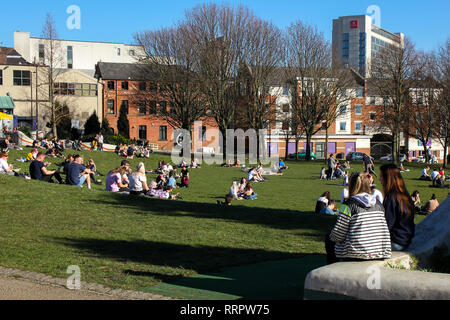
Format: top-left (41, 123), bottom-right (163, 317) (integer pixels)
top-left (30, 37), bottom-right (142, 47)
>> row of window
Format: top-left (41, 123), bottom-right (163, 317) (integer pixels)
top-left (138, 125), bottom-right (208, 141)
top-left (107, 81), bottom-right (173, 92)
top-left (107, 100), bottom-right (175, 115)
top-left (54, 83), bottom-right (98, 96)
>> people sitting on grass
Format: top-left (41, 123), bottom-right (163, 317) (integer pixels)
top-left (243, 183), bottom-right (258, 200)
top-left (233, 159), bottom-right (241, 167)
top-left (179, 167), bottom-right (189, 188)
top-left (411, 190), bottom-right (422, 214)
top-left (420, 194), bottom-right (439, 216)
top-left (66, 155), bottom-right (93, 189)
top-left (340, 186), bottom-right (349, 204)
top-left (147, 182), bottom-right (181, 200)
top-left (248, 167), bottom-right (264, 183)
top-left (26, 148), bottom-right (39, 162)
top-left (190, 159), bottom-right (200, 169)
top-left (221, 159), bottom-right (233, 167)
top-left (127, 144), bottom-right (137, 159)
top-left (30, 152), bottom-right (65, 184)
top-left (320, 167), bottom-right (327, 180)
top-left (0, 151), bottom-right (15, 175)
top-left (218, 181), bottom-right (241, 206)
top-left (420, 166), bottom-right (432, 181)
top-left (86, 158), bottom-right (102, 185)
top-left (179, 158), bottom-right (188, 168)
top-left (106, 166), bottom-right (129, 193)
top-left (315, 191), bottom-right (331, 213)
top-left (166, 171), bottom-right (177, 189)
top-left (128, 162), bottom-right (149, 196)
top-left (325, 171), bottom-right (391, 264)
top-left (238, 178), bottom-right (247, 194)
top-left (279, 159), bottom-right (288, 170)
top-left (431, 168), bottom-right (446, 188)
top-left (320, 200), bottom-right (337, 215)
top-left (380, 164), bottom-right (415, 252)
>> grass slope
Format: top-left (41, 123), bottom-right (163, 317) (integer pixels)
top-left (0, 148), bottom-right (446, 294)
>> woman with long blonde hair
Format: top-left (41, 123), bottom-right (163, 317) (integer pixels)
top-left (128, 162), bottom-right (149, 196)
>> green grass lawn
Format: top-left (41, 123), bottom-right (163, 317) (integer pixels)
top-left (0, 147), bottom-right (447, 296)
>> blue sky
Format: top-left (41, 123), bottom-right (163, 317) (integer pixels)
top-left (1, 0), bottom-right (448, 51)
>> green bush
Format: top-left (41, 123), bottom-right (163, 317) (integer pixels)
top-left (106, 134), bottom-right (132, 146)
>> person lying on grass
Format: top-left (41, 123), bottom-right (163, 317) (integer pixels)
top-left (325, 171), bottom-right (391, 264)
top-left (147, 181), bottom-right (181, 200)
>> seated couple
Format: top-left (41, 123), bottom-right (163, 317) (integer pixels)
top-left (218, 179), bottom-right (258, 206)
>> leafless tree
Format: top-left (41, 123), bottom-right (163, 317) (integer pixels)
top-left (434, 39), bottom-right (450, 167)
top-left (240, 19), bottom-right (284, 158)
top-left (185, 3), bottom-right (252, 156)
top-left (285, 21), bottom-right (345, 161)
top-left (134, 24), bottom-right (209, 134)
top-left (38, 13), bottom-right (69, 139)
top-left (369, 37), bottom-right (420, 164)
top-left (408, 52), bottom-right (439, 163)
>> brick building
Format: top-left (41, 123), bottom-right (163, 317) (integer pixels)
top-left (95, 62), bottom-right (217, 152)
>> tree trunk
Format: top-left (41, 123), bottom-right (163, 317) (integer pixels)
top-left (325, 125), bottom-right (329, 165)
top-left (305, 133), bottom-right (312, 162)
top-left (392, 129), bottom-right (399, 165)
top-left (444, 136), bottom-right (448, 169)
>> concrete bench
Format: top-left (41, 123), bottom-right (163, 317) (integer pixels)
top-left (304, 252), bottom-right (450, 300)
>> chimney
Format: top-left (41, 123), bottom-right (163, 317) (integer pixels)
top-left (0, 47), bottom-right (7, 64)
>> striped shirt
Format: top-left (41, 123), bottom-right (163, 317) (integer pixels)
top-left (331, 196), bottom-right (392, 260)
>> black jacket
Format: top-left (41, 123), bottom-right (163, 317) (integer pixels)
top-left (384, 193), bottom-right (415, 248)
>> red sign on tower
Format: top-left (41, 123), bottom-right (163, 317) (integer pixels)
top-left (350, 20), bottom-right (359, 29)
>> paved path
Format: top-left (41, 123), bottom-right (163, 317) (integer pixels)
top-left (0, 275), bottom-right (119, 300)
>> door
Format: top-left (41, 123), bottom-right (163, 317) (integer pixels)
top-left (345, 142), bottom-right (356, 156)
top-left (328, 142), bottom-right (337, 155)
top-left (316, 142), bottom-right (325, 159)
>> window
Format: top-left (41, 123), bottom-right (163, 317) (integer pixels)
top-left (370, 112), bottom-right (376, 121)
top-left (360, 48), bottom-right (365, 56)
top-left (321, 121), bottom-right (327, 131)
top-left (355, 122), bottom-right (362, 132)
top-left (149, 83), bottom-right (157, 92)
top-left (160, 83), bottom-right (167, 92)
top-left (74, 83), bottom-right (97, 96)
top-left (138, 101), bottom-right (146, 115)
top-left (139, 82), bottom-right (146, 91)
top-left (67, 46), bottom-right (73, 69)
top-left (55, 83), bottom-right (75, 95)
top-left (13, 70), bottom-right (31, 86)
top-left (343, 33), bottom-right (349, 41)
top-left (340, 122), bottom-right (347, 131)
top-left (383, 97), bottom-right (389, 105)
top-left (139, 125), bottom-right (147, 140)
top-left (170, 102), bottom-right (175, 114)
top-left (117, 48), bottom-right (121, 56)
top-left (159, 101), bottom-right (167, 114)
top-left (342, 48), bottom-right (349, 57)
top-left (282, 121), bottom-right (289, 131)
top-left (370, 96), bottom-right (376, 105)
top-left (39, 44), bottom-right (45, 64)
top-left (355, 105), bottom-right (362, 115)
top-left (159, 126), bottom-right (167, 141)
top-left (121, 100), bottom-right (129, 114)
top-left (343, 41), bottom-right (349, 49)
top-left (283, 87), bottom-right (289, 96)
top-left (282, 104), bottom-right (290, 112)
top-left (121, 81), bottom-right (128, 90)
top-left (199, 126), bottom-right (207, 141)
top-left (107, 81), bottom-right (115, 90)
top-left (0, 70), bottom-right (2, 85)
top-left (339, 105), bottom-right (347, 115)
top-left (149, 101), bottom-right (157, 114)
top-left (129, 50), bottom-right (135, 56)
top-left (355, 88), bottom-right (363, 97)
top-left (107, 99), bottom-right (115, 114)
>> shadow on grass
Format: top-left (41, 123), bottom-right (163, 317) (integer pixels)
top-left (90, 193), bottom-right (336, 232)
top-left (51, 237), bottom-right (326, 299)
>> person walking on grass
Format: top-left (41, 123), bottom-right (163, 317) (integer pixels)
top-left (325, 171), bottom-right (391, 264)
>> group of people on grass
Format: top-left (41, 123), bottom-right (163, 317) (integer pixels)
top-left (322, 154), bottom-right (351, 181)
top-left (321, 163), bottom-right (443, 265)
top-left (420, 165), bottom-right (449, 188)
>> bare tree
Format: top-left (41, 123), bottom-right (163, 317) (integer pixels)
top-left (185, 3), bottom-right (252, 156)
top-left (434, 39), bottom-right (450, 167)
top-left (284, 21), bottom-right (338, 161)
top-left (409, 52), bottom-right (439, 163)
top-left (134, 24), bottom-right (208, 134)
top-left (240, 19), bottom-right (283, 159)
top-left (369, 37), bottom-right (419, 164)
top-left (38, 13), bottom-right (67, 139)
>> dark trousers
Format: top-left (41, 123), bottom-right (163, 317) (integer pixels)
top-left (41, 172), bottom-right (63, 184)
top-left (325, 233), bottom-right (339, 265)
